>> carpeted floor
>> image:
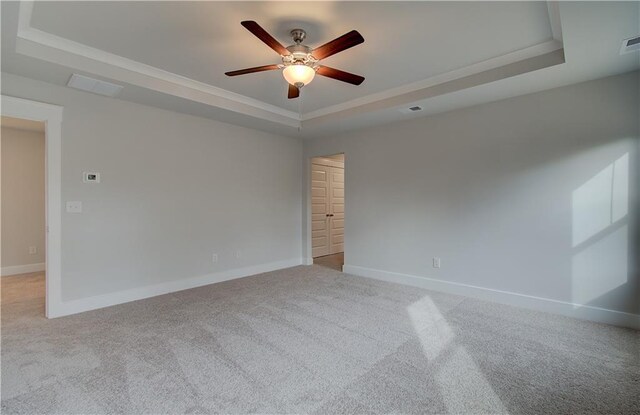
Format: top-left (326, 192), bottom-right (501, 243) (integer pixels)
top-left (1, 266), bottom-right (639, 414)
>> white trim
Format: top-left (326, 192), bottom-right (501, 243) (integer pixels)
top-left (14, 1), bottom-right (565, 129)
top-left (301, 40), bottom-right (563, 121)
top-left (52, 258), bottom-right (302, 318)
top-left (343, 264), bottom-right (640, 330)
top-left (1, 263), bottom-right (45, 277)
top-left (303, 258), bottom-right (314, 266)
top-left (1, 95), bottom-right (63, 319)
top-left (16, 2), bottom-right (299, 128)
top-left (546, 1), bottom-right (564, 42)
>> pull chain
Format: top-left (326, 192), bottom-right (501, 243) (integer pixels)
top-left (298, 91), bottom-right (303, 132)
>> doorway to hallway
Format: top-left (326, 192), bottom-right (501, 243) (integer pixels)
top-left (314, 252), bottom-right (344, 272)
top-left (1, 116), bottom-right (46, 316)
top-left (311, 153), bottom-right (345, 271)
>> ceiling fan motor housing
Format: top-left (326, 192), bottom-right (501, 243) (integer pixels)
top-left (283, 29), bottom-right (318, 71)
top-left (283, 43), bottom-right (318, 72)
top-left (290, 28), bottom-right (306, 44)
top-left (286, 43), bottom-right (312, 55)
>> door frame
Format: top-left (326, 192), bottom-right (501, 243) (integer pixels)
top-left (305, 153), bottom-right (345, 264)
top-left (2, 95), bottom-right (63, 318)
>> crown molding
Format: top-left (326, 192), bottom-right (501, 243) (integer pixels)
top-left (302, 39), bottom-right (563, 122)
top-left (15, 1), bottom-right (565, 130)
top-left (547, 1), bottom-right (564, 43)
top-left (16, 1), bottom-right (301, 128)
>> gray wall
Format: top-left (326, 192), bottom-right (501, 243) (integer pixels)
top-left (304, 71), bottom-right (640, 315)
top-left (2, 73), bottom-right (302, 301)
top-left (1, 126), bottom-right (46, 268)
top-left (2, 70), bottom-right (638, 317)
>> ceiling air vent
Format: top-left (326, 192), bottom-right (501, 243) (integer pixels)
top-left (67, 74), bottom-right (123, 97)
top-left (398, 105), bottom-right (423, 114)
top-left (620, 35), bottom-right (640, 54)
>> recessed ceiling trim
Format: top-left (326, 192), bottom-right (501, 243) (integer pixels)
top-left (546, 0), bottom-right (563, 42)
top-left (16, 1), bottom-right (301, 128)
top-left (15, 28), bottom-right (301, 128)
top-left (302, 48), bottom-right (565, 129)
top-left (15, 1), bottom-right (565, 131)
top-left (302, 39), bottom-right (563, 121)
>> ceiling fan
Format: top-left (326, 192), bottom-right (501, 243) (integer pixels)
top-left (225, 21), bottom-right (365, 99)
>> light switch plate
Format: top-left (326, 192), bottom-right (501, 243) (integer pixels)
top-left (66, 201), bottom-right (82, 213)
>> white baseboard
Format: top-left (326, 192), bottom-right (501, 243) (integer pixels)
top-left (303, 257), bottom-right (314, 265)
top-left (1, 262), bottom-right (45, 277)
top-left (50, 258), bottom-right (303, 318)
top-left (343, 264), bottom-right (640, 330)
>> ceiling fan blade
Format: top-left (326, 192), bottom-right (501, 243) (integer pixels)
top-left (312, 30), bottom-right (364, 60)
top-left (225, 64), bottom-right (280, 76)
top-left (288, 84), bottom-right (300, 99)
top-left (316, 66), bottom-right (365, 85)
top-left (241, 21), bottom-right (290, 56)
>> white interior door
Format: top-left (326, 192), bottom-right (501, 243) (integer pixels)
top-left (311, 163), bottom-right (330, 257)
top-left (311, 157), bottom-right (344, 258)
top-left (329, 167), bottom-right (344, 254)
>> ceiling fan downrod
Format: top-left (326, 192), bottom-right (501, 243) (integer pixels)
top-left (290, 29), bottom-right (306, 44)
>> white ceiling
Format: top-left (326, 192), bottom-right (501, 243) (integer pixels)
top-left (1, 1), bottom-right (639, 138)
top-left (29, 1), bottom-right (554, 113)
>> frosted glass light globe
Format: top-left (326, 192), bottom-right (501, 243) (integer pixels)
top-left (283, 64), bottom-right (315, 86)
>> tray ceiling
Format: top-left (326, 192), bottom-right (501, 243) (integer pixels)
top-left (29, 1), bottom-right (554, 113)
top-left (2, 1), bottom-right (638, 138)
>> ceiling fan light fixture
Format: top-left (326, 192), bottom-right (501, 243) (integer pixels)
top-left (226, 21), bottom-right (365, 99)
top-left (283, 64), bottom-right (315, 87)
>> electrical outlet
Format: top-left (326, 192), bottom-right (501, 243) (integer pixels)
top-left (235, 250), bottom-right (242, 259)
top-left (28, 246), bottom-right (37, 255)
top-left (432, 257), bottom-right (441, 268)
top-left (212, 253), bottom-right (218, 264)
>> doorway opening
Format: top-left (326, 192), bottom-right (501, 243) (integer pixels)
top-left (1, 116), bottom-right (46, 315)
top-left (311, 153), bottom-right (345, 271)
top-left (1, 95), bottom-right (63, 319)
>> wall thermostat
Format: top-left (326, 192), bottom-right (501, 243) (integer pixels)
top-left (83, 172), bottom-right (101, 183)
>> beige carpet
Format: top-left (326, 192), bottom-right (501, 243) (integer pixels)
top-left (2, 266), bottom-right (639, 414)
